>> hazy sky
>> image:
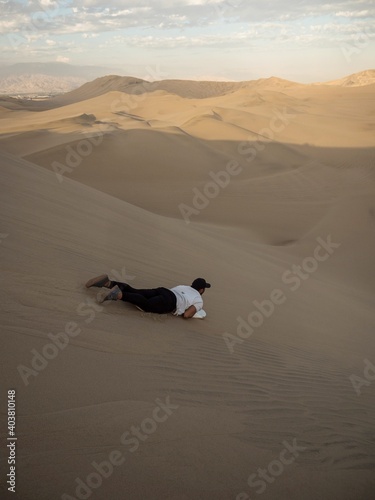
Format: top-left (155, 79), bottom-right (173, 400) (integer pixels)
top-left (1, 0), bottom-right (374, 82)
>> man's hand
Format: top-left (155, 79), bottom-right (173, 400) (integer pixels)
top-left (183, 305), bottom-right (197, 319)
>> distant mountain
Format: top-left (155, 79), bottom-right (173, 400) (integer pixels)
top-left (0, 62), bottom-right (121, 95)
top-left (0, 74), bottom-right (87, 95)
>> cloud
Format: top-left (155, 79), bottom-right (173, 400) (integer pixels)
top-left (98, 18), bottom-right (374, 51)
top-left (56, 55), bottom-right (70, 63)
top-left (336, 10), bottom-right (372, 18)
top-left (0, 0), bottom-right (374, 63)
top-left (82, 32), bottom-right (99, 38)
top-left (107, 31), bottom-right (257, 49)
top-left (0, 0), bottom-right (374, 37)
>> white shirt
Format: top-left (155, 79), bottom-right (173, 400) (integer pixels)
top-left (170, 285), bottom-right (203, 316)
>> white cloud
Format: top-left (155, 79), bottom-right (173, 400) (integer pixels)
top-left (0, 0), bottom-right (373, 37)
top-left (97, 17), bottom-right (374, 50)
top-left (336, 9), bottom-right (371, 17)
top-left (56, 55), bottom-right (70, 62)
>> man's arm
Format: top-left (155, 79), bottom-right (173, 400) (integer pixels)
top-left (183, 305), bottom-right (197, 319)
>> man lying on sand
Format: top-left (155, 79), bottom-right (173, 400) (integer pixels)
top-left (85, 275), bottom-right (211, 319)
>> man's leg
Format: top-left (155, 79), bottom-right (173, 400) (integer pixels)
top-left (121, 293), bottom-right (163, 312)
top-left (112, 282), bottom-right (160, 300)
top-left (85, 274), bottom-right (112, 289)
top-left (122, 288), bottom-right (176, 314)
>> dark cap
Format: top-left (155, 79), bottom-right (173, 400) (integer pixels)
top-left (191, 278), bottom-right (211, 291)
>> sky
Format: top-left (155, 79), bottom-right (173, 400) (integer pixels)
top-left (0, 0), bottom-right (374, 82)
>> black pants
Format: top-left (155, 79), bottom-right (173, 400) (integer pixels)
top-left (112, 282), bottom-right (177, 314)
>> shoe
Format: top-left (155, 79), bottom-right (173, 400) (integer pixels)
top-left (98, 285), bottom-right (121, 303)
top-left (85, 274), bottom-right (112, 289)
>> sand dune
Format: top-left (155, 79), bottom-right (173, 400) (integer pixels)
top-left (0, 81), bottom-right (371, 232)
top-left (323, 69), bottom-right (375, 87)
top-left (1, 72), bottom-right (375, 500)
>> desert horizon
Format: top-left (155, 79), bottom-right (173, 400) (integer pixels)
top-left (1, 66), bottom-right (375, 99)
top-left (1, 61), bottom-right (375, 499)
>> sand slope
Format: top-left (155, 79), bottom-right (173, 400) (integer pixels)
top-left (1, 72), bottom-right (375, 500)
top-left (323, 69), bottom-right (375, 87)
top-left (1, 152), bottom-right (375, 499)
